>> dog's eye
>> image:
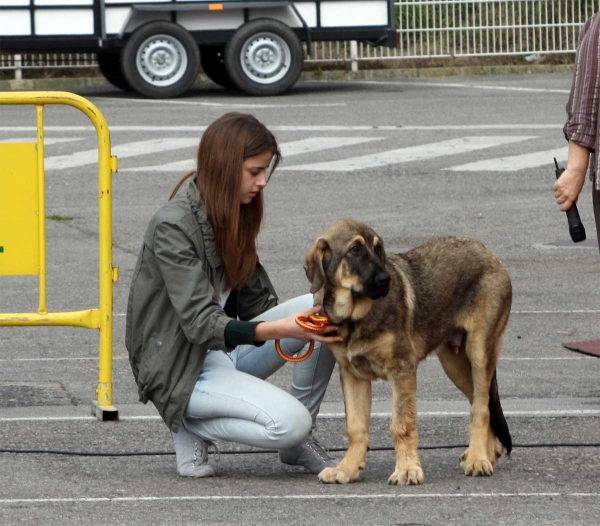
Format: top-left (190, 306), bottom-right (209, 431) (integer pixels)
top-left (350, 244), bottom-right (361, 254)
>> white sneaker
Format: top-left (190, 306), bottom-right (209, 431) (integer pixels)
top-left (279, 435), bottom-right (338, 474)
top-left (172, 422), bottom-right (216, 478)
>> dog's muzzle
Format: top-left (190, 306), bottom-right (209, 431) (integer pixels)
top-left (352, 270), bottom-right (391, 299)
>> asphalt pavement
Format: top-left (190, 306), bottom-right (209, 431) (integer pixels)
top-left (1, 73), bottom-right (600, 525)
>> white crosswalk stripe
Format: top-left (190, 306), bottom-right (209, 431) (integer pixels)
top-left (28, 134), bottom-right (564, 173)
top-left (446, 146), bottom-right (569, 172)
top-left (119, 137), bottom-right (384, 172)
top-left (45, 138), bottom-right (199, 171)
top-left (280, 137), bottom-right (383, 157)
top-left (121, 158), bottom-right (196, 173)
top-left (278, 136), bottom-right (538, 172)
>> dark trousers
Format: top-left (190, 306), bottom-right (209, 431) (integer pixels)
top-left (594, 182), bottom-right (600, 252)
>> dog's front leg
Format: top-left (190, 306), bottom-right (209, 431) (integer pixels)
top-left (388, 368), bottom-right (424, 485)
top-left (319, 366), bottom-right (371, 484)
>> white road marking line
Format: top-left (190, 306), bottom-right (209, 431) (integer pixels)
top-left (271, 125), bottom-right (560, 131)
top-left (0, 356), bottom-right (129, 363)
top-left (446, 146), bottom-right (569, 172)
top-left (417, 410), bottom-right (600, 417)
top-left (0, 355), bottom-right (585, 363)
top-left (533, 242), bottom-right (598, 250)
top-left (2, 492), bottom-right (599, 505)
top-left (501, 357), bottom-right (586, 361)
top-left (0, 125), bottom-right (564, 132)
top-left (323, 79), bottom-right (572, 95)
top-left (120, 137), bottom-right (384, 172)
top-left (99, 97), bottom-right (346, 108)
top-left (279, 136), bottom-right (537, 171)
top-left (2, 308), bottom-right (595, 364)
top-left (45, 138), bottom-right (199, 170)
top-left (325, 410), bottom-right (600, 418)
top-left (0, 416), bottom-right (98, 422)
top-left (0, 138), bottom-right (83, 145)
top-left (2, 409), bottom-right (599, 423)
top-left (112, 310), bottom-right (600, 316)
top-left (512, 309), bottom-right (600, 314)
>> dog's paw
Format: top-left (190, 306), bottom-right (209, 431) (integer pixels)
top-left (318, 466), bottom-right (356, 484)
top-left (487, 437), bottom-right (504, 465)
top-left (387, 466), bottom-right (424, 486)
top-left (461, 451), bottom-right (494, 477)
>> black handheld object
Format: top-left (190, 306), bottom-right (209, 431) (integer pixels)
top-left (554, 158), bottom-right (586, 243)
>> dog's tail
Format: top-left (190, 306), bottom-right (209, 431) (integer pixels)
top-left (488, 371), bottom-right (512, 455)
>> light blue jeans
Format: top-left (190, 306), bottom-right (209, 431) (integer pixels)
top-left (183, 294), bottom-right (337, 450)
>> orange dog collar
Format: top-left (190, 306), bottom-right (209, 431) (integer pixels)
top-left (275, 314), bottom-right (331, 363)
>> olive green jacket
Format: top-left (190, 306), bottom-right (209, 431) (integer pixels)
top-left (125, 178), bottom-right (278, 432)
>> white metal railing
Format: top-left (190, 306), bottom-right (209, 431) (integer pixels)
top-left (0, 53), bottom-right (96, 71)
top-left (0, 53), bottom-right (97, 81)
top-left (394, 0), bottom-right (600, 59)
top-left (306, 0), bottom-right (600, 65)
top-left (1, 1), bottom-right (598, 78)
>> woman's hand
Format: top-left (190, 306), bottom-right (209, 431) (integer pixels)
top-left (254, 306), bottom-right (344, 345)
top-left (553, 141), bottom-right (591, 212)
top-left (554, 167), bottom-right (586, 212)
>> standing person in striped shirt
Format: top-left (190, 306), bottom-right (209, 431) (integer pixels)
top-left (554, 10), bottom-right (600, 246)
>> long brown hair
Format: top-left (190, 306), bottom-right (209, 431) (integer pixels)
top-left (169, 113), bottom-right (281, 290)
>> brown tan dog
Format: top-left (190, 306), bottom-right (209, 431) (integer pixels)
top-left (305, 219), bottom-right (512, 485)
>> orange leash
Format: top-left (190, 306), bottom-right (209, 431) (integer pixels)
top-left (275, 314), bottom-right (331, 363)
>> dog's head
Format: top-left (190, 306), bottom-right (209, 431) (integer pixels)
top-left (304, 219), bottom-right (391, 323)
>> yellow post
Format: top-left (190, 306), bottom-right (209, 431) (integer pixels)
top-left (0, 91), bottom-right (119, 420)
top-left (36, 105), bottom-right (47, 314)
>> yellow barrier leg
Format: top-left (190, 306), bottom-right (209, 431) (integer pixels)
top-left (94, 100), bottom-right (119, 422)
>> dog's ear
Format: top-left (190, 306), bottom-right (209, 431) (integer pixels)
top-left (373, 234), bottom-right (386, 265)
top-left (304, 237), bottom-right (329, 293)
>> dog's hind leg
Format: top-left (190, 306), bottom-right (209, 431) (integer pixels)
top-left (487, 333), bottom-right (512, 460)
top-left (436, 342), bottom-right (473, 403)
top-left (480, 299), bottom-right (512, 465)
top-left (458, 330), bottom-right (494, 476)
top-left (318, 367), bottom-right (371, 484)
top-left (437, 344), bottom-right (500, 470)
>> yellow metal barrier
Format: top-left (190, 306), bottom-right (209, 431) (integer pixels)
top-left (0, 91), bottom-right (119, 420)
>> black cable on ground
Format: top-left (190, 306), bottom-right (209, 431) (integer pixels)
top-left (1, 442), bottom-right (600, 457)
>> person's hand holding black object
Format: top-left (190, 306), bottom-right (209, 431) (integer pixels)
top-left (553, 141), bottom-right (590, 242)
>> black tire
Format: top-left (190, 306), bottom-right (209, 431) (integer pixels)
top-left (200, 46), bottom-right (235, 89)
top-left (121, 21), bottom-right (200, 99)
top-left (97, 53), bottom-right (132, 92)
top-left (224, 18), bottom-right (303, 96)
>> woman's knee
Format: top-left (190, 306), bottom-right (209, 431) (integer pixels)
top-left (265, 400), bottom-right (312, 448)
top-left (276, 294), bottom-right (313, 318)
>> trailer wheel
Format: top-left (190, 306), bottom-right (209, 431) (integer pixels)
top-left (224, 19), bottom-right (303, 96)
top-left (97, 53), bottom-right (131, 92)
top-left (121, 21), bottom-right (200, 98)
top-left (200, 46), bottom-right (235, 89)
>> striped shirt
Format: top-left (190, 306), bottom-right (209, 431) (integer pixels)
top-left (564, 11), bottom-right (600, 189)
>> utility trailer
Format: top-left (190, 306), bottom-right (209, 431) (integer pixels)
top-left (0, 0), bottom-right (396, 97)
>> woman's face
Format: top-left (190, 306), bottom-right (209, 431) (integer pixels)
top-left (240, 150), bottom-right (274, 205)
